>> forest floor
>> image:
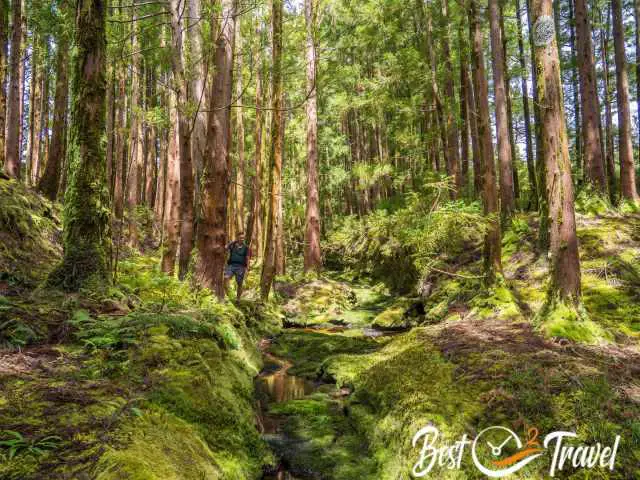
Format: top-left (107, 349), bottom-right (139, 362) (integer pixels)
top-left (0, 178), bottom-right (639, 479)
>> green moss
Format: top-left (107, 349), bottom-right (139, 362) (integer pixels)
top-left (470, 284), bottom-right (521, 320)
top-left (95, 408), bottom-right (223, 480)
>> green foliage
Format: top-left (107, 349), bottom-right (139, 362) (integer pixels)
top-left (325, 187), bottom-right (485, 293)
top-left (0, 319), bottom-right (39, 349)
top-left (0, 431), bottom-right (61, 461)
top-left (0, 179), bottom-right (62, 286)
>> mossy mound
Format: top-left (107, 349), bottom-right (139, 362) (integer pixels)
top-left (0, 252), bottom-right (281, 479)
top-left (282, 278), bottom-right (357, 327)
top-left (0, 179), bottom-right (62, 289)
top-left (317, 319), bottom-right (640, 478)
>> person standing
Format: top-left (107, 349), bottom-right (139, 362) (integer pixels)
top-left (224, 232), bottom-right (252, 300)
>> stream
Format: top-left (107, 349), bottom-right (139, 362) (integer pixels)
top-left (254, 283), bottom-right (404, 479)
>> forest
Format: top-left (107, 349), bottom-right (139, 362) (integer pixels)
top-left (0, 0), bottom-right (639, 477)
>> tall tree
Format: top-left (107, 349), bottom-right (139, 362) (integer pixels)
top-left (4, 0), bottom-right (21, 178)
top-left (0, 0), bottom-right (8, 168)
top-left (601, 5), bottom-right (616, 202)
top-left (260, 0), bottom-right (284, 299)
top-left (246, 21), bottom-right (264, 258)
top-left (470, 0), bottom-right (502, 283)
top-left (51, 0), bottom-right (109, 290)
top-left (161, 96), bottom-right (180, 275)
top-left (516, 0), bottom-right (537, 209)
top-left (168, 0), bottom-right (195, 279)
top-left (196, 0), bottom-right (236, 297)
top-left (38, 29), bottom-right (70, 200)
top-left (489, 0), bottom-right (515, 221)
top-left (440, 0), bottom-right (461, 197)
top-left (304, 0), bottom-right (322, 272)
top-left (532, 0), bottom-right (581, 303)
top-left (234, 16), bottom-right (246, 236)
top-left (126, 10), bottom-right (143, 248)
top-left (574, 0), bottom-right (606, 192)
top-left (612, 0), bottom-right (639, 201)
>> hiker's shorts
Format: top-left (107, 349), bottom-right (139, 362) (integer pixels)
top-left (224, 264), bottom-right (246, 283)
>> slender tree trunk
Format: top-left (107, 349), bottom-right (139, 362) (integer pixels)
top-left (196, 0), bottom-right (236, 297)
top-left (27, 39), bottom-right (41, 185)
top-left (516, 0), bottom-right (537, 209)
top-left (113, 69), bottom-right (126, 218)
top-left (38, 34), bottom-right (69, 200)
top-left (567, 0), bottom-right (582, 174)
top-left (127, 15), bottom-right (143, 248)
top-left (247, 26), bottom-right (263, 258)
top-left (260, 0), bottom-right (284, 299)
top-left (527, 0), bottom-right (549, 251)
top-left (459, 27), bottom-right (471, 196)
top-left (51, 0), bottom-right (109, 290)
top-left (4, 0), bottom-right (21, 178)
top-left (440, 0), bottom-right (461, 197)
top-left (304, 0), bottom-right (322, 271)
top-left (34, 42), bottom-right (50, 185)
top-left (489, 0), bottom-right (515, 221)
top-left (188, 0), bottom-right (207, 217)
top-left (470, 0), bottom-right (502, 283)
top-left (612, 0), bottom-right (640, 201)
top-left (0, 0), bottom-right (8, 168)
top-left (235, 17), bottom-right (246, 235)
top-left (105, 65), bottom-right (115, 196)
top-left (168, 0), bottom-right (196, 279)
top-left (601, 6), bottom-right (616, 203)
top-left (635, 0), bottom-right (640, 145)
top-left (574, 0), bottom-right (606, 192)
top-left (532, 0), bottom-right (582, 303)
top-left (161, 95), bottom-right (180, 275)
top-left (500, 3), bottom-right (520, 201)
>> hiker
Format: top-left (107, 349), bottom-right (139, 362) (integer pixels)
top-left (224, 232), bottom-right (251, 300)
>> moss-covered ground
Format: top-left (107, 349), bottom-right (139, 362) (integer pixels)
top-left (2, 180), bottom-right (640, 479)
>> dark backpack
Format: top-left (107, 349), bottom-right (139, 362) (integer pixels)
top-left (228, 242), bottom-right (249, 266)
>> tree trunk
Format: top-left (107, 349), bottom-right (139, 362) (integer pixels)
top-left (470, 0), bottom-right (502, 283)
top-left (440, 0), bottom-right (461, 197)
top-left (527, 0), bottom-right (549, 251)
top-left (532, 0), bottom-right (582, 303)
top-left (0, 0), bottom-right (8, 168)
top-left (168, 0), bottom-right (196, 279)
top-left (567, 0), bottom-right (582, 174)
top-left (458, 27), bottom-right (471, 196)
top-left (235, 17), bottom-right (246, 235)
top-left (51, 0), bottom-right (109, 290)
top-left (260, 0), bottom-right (284, 299)
top-left (196, 0), bottom-right (236, 297)
top-left (574, 0), bottom-right (606, 192)
top-left (34, 41), bottom-right (50, 185)
top-left (489, 0), bottom-right (515, 221)
top-left (126, 16), bottom-right (143, 248)
top-left (105, 66), bottom-right (115, 196)
top-left (246, 25), bottom-right (263, 258)
top-left (38, 34), bottom-right (69, 200)
top-left (26, 38), bottom-right (41, 185)
top-left (188, 0), bottom-right (207, 220)
top-left (601, 6), bottom-right (616, 203)
top-left (161, 95), bottom-right (180, 275)
top-left (612, 0), bottom-right (639, 201)
top-left (113, 69), bottom-right (126, 218)
top-left (500, 3), bottom-right (520, 202)
top-left (516, 0), bottom-right (537, 209)
top-left (635, 0), bottom-right (640, 145)
top-left (4, 0), bottom-right (21, 178)
top-left (304, 0), bottom-right (322, 272)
